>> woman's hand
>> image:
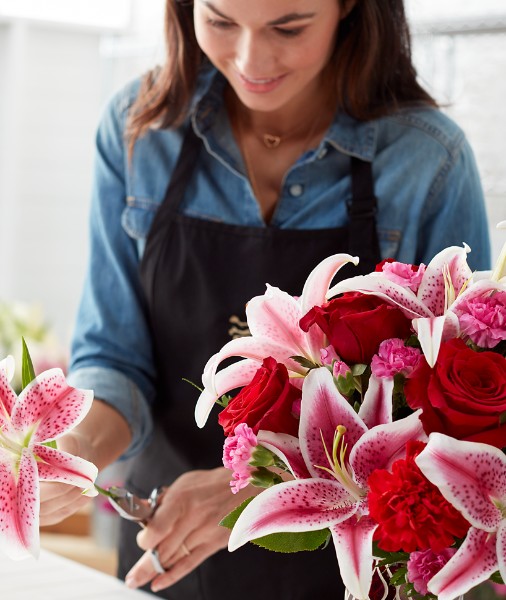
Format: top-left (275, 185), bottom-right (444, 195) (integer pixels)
top-left (39, 399), bottom-right (132, 526)
top-left (39, 431), bottom-right (95, 525)
top-left (125, 467), bottom-right (258, 593)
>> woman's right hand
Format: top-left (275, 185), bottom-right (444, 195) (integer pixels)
top-left (39, 399), bottom-right (132, 526)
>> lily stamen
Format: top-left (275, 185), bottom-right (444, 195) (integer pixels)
top-left (315, 426), bottom-right (363, 501)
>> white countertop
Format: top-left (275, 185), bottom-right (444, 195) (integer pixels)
top-left (0, 549), bottom-right (154, 599)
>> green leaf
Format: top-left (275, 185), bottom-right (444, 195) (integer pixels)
top-left (351, 363), bottom-right (367, 376)
top-left (499, 411), bottom-right (506, 426)
top-left (389, 566), bottom-right (408, 586)
top-left (290, 355), bottom-right (319, 370)
top-left (220, 496), bottom-right (256, 529)
top-left (250, 529), bottom-right (330, 553)
top-left (490, 571), bottom-right (505, 584)
top-left (216, 394), bottom-right (232, 408)
top-left (21, 337), bottom-right (36, 390)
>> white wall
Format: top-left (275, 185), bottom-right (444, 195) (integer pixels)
top-left (0, 19), bottom-right (103, 343)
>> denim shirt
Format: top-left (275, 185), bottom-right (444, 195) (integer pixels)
top-left (68, 66), bottom-right (491, 458)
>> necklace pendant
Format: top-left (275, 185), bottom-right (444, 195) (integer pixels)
top-left (263, 133), bottom-right (281, 149)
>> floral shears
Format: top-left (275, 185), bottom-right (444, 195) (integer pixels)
top-left (104, 485), bottom-right (164, 525)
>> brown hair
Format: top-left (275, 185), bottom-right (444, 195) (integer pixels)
top-left (126, 0), bottom-right (436, 149)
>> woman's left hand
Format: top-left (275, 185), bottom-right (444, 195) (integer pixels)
top-left (124, 467), bottom-right (257, 593)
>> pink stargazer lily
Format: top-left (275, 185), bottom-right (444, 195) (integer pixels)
top-left (228, 367), bottom-right (426, 599)
top-left (0, 356), bottom-right (98, 560)
top-left (327, 244), bottom-right (506, 367)
top-left (415, 433), bottom-right (506, 600)
top-left (195, 254), bottom-right (359, 428)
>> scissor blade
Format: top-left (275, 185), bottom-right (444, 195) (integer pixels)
top-left (106, 486), bottom-right (155, 523)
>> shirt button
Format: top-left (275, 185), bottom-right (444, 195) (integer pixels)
top-left (289, 184), bottom-right (304, 197)
top-left (317, 147), bottom-right (328, 159)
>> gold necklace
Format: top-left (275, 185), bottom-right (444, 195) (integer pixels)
top-left (260, 114), bottom-right (322, 149)
top-left (235, 111), bottom-right (323, 201)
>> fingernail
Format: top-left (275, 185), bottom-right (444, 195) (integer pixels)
top-left (151, 582), bottom-right (163, 593)
top-left (125, 575), bottom-right (137, 588)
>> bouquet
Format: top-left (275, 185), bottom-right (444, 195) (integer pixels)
top-left (195, 222), bottom-right (506, 600)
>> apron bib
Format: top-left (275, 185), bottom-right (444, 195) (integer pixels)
top-left (118, 126), bottom-right (381, 599)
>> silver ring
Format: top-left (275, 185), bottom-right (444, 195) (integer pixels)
top-left (150, 548), bottom-right (166, 574)
top-left (181, 542), bottom-right (191, 557)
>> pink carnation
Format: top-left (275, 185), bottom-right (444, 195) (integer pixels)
top-left (371, 338), bottom-right (422, 378)
top-left (222, 423), bottom-right (258, 494)
top-left (454, 291), bottom-right (506, 348)
top-left (380, 261), bottom-right (426, 293)
top-left (407, 547), bottom-right (457, 595)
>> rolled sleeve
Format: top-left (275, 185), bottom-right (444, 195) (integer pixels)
top-left (67, 366), bottom-right (154, 459)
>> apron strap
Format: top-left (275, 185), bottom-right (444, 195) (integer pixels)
top-left (347, 156), bottom-right (382, 267)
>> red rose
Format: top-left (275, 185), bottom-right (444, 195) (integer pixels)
top-left (299, 293), bottom-right (412, 365)
top-left (405, 339), bottom-right (506, 448)
top-left (368, 441), bottom-right (470, 553)
top-left (218, 357), bottom-right (300, 437)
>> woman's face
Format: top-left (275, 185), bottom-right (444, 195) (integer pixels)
top-left (193, 0), bottom-right (348, 114)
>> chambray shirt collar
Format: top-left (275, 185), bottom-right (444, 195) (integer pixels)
top-left (190, 65), bottom-right (378, 163)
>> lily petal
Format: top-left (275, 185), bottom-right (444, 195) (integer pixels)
top-left (300, 254), bottom-right (359, 359)
top-left (300, 368), bottom-right (367, 480)
top-left (428, 527), bottom-right (498, 600)
top-left (417, 244), bottom-right (472, 316)
top-left (201, 337), bottom-right (305, 395)
top-left (195, 359), bottom-right (259, 428)
top-left (350, 410), bottom-right (426, 487)
top-left (413, 315), bottom-right (447, 368)
top-left (246, 286), bottom-right (311, 359)
top-left (327, 274), bottom-right (431, 320)
top-left (11, 369), bottom-right (93, 443)
top-left (0, 365), bottom-right (17, 429)
top-left (0, 355), bottom-right (15, 383)
top-left (0, 449), bottom-right (39, 560)
top-left (415, 433), bottom-right (506, 531)
top-left (228, 478), bottom-right (356, 551)
top-left (331, 516), bottom-right (378, 600)
top-left (257, 431), bottom-right (311, 479)
top-left (34, 444), bottom-right (98, 495)
top-left (499, 520), bottom-right (506, 585)
top-left (357, 375), bottom-right (394, 428)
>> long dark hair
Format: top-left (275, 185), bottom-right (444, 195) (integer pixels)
top-left (126, 0), bottom-right (436, 148)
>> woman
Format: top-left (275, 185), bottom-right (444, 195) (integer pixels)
top-left (40, 0), bottom-right (490, 598)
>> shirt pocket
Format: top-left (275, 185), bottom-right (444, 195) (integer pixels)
top-left (121, 196), bottom-right (160, 256)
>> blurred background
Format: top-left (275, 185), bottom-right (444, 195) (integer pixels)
top-left (0, 0), bottom-right (505, 590)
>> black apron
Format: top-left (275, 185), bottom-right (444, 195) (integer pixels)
top-left (118, 126), bottom-right (381, 599)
